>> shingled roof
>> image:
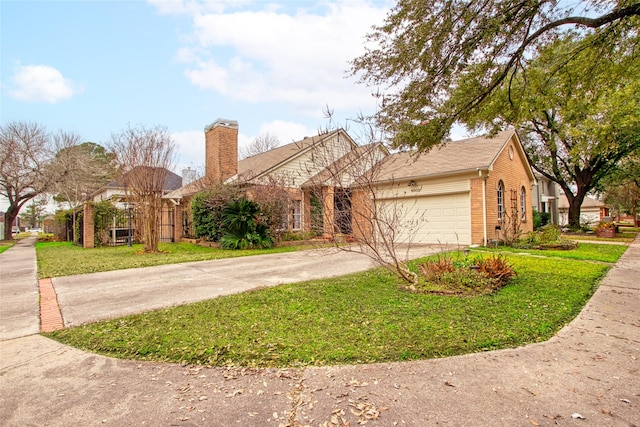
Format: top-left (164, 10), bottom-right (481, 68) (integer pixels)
top-left (237, 129), bottom-right (349, 181)
top-left (374, 129), bottom-right (524, 183)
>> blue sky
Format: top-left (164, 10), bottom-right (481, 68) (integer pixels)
top-left (1, 0), bottom-right (399, 175)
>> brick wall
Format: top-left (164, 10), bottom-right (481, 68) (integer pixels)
top-left (205, 119), bottom-right (238, 183)
top-left (484, 136), bottom-right (534, 242)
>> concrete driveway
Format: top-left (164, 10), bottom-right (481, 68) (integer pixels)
top-left (50, 245), bottom-right (442, 327)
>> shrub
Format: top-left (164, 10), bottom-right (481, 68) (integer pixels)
top-left (219, 199), bottom-right (273, 249)
top-left (191, 185), bottom-right (244, 241)
top-left (475, 254), bottom-right (517, 286)
top-left (533, 210), bottom-right (550, 230)
top-left (416, 252), bottom-right (515, 295)
top-left (513, 224), bottom-right (576, 249)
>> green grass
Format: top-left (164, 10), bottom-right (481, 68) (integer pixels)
top-left (45, 246), bottom-right (622, 368)
top-left (0, 241), bottom-right (16, 255)
top-left (35, 241), bottom-right (300, 278)
top-left (477, 242), bottom-right (627, 263)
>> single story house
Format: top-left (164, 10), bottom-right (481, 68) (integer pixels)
top-left (165, 120), bottom-right (535, 246)
top-left (164, 119), bottom-right (379, 240)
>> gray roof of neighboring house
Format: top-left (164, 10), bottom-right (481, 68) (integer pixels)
top-left (374, 129), bottom-right (521, 182)
top-left (100, 167), bottom-right (183, 192)
top-left (558, 194), bottom-right (605, 210)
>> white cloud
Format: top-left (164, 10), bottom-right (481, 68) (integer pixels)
top-left (9, 64), bottom-right (84, 103)
top-left (154, 0), bottom-right (390, 117)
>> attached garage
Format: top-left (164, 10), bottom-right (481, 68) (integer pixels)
top-left (373, 129), bottom-right (535, 246)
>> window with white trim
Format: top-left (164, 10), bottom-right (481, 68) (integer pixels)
top-left (497, 180), bottom-right (504, 221)
top-left (520, 187), bottom-right (527, 221)
top-left (291, 200), bottom-right (301, 230)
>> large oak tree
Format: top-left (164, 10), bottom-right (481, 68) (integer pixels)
top-left (464, 33), bottom-right (640, 228)
top-left (351, 0), bottom-right (640, 150)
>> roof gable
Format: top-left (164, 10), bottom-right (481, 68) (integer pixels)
top-left (236, 129), bottom-right (358, 184)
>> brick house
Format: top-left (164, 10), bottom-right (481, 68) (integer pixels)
top-left (371, 129), bottom-right (535, 245)
top-left (167, 121), bottom-right (534, 246)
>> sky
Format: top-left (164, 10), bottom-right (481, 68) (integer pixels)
top-left (1, 0), bottom-right (418, 212)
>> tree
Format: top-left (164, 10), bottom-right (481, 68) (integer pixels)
top-left (49, 138), bottom-right (118, 210)
top-left (19, 195), bottom-right (49, 229)
top-left (247, 174), bottom-right (295, 244)
top-left (240, 132), bottom-right (280, 159)
top-left (303, 114), bottom-right (421, 285)
top-left (109, 124), bottom-right (176, 253)
top-left (464, 33), bottom-right (640, 228)
top-left (351, 0), bottom-right (640, 150)
top-left (603, 152), bottom-right (640, 222)
top-left (0, 121), bottom-right (52, 240)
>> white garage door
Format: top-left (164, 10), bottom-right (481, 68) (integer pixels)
top-left (383, 192), bottom-right (471, 245)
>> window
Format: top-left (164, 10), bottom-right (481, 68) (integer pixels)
top-left (291, 200), bottom-right (301, 230)
top-left (520, 187), bottom-right (527, 221)
top-left (497, 180), bottom-right (504, 220)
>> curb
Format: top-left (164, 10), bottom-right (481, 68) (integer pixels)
top-left (39, 278), bottom-right (64, 332)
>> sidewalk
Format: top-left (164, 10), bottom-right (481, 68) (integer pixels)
top-left (1, 237), bottom-right (638, 426)
top-left (0, 236), bottom-right (39, 340)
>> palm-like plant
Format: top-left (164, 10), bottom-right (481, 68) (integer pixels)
top-left (220, 199), bottom-right (273, 249)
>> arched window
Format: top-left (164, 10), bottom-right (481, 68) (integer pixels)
top-left (497, 180), bottom-right (504, 220)
top-left (520, 186), bottom-right (527, 221)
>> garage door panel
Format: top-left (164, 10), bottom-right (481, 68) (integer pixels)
top-left (383, 192), bottom-right (470, 245)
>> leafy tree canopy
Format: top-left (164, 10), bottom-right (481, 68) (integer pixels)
top-left (463, 32), bottom-right (640, 227)
top-left (351, 0), bottom-right (640, 150)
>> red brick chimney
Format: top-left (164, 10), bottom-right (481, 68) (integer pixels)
top-left (205, 119), bottom-right (238, 183)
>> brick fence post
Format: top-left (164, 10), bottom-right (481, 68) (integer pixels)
top-left (83, 202), bottom-right (94, 248)
top-left (173, 204), bottom-right (183, 242)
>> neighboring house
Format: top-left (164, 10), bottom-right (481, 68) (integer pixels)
top-left (92, 166), bottom-right (183, 207)
top-left (531, 172), bottom-right (559, 224)
top-left (88, 166), bottom-right (183, 245)
top-left (557, 192), bottom-right (609, 226)
top-left (372, 129), bottom-right (535, 245)
top-left (166, 121), bottom-right (535, 246)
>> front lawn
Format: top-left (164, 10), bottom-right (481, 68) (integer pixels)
top-left (36, 241), bottom-right (300, 278)
top-left (477, 242), bottom-right (627, 263)
top-left (45, 247), bottom-right (620, 368)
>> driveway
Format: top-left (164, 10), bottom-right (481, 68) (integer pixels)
top-left (51, 245), bottom-right (442, 327)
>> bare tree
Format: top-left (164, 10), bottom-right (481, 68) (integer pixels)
top-left (240, 132), bottom-right (280, 159)
top-left (0, 121), bottom-right (52, 240)
top-left (304, 115), bottom-right (422, 285)
top-left (110, 124), bottom-right (176, 253)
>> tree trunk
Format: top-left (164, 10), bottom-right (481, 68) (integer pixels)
top-left (567, 190), bottom-right (588, 229)
top-left (4, 205), bottom-right (20, 240)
